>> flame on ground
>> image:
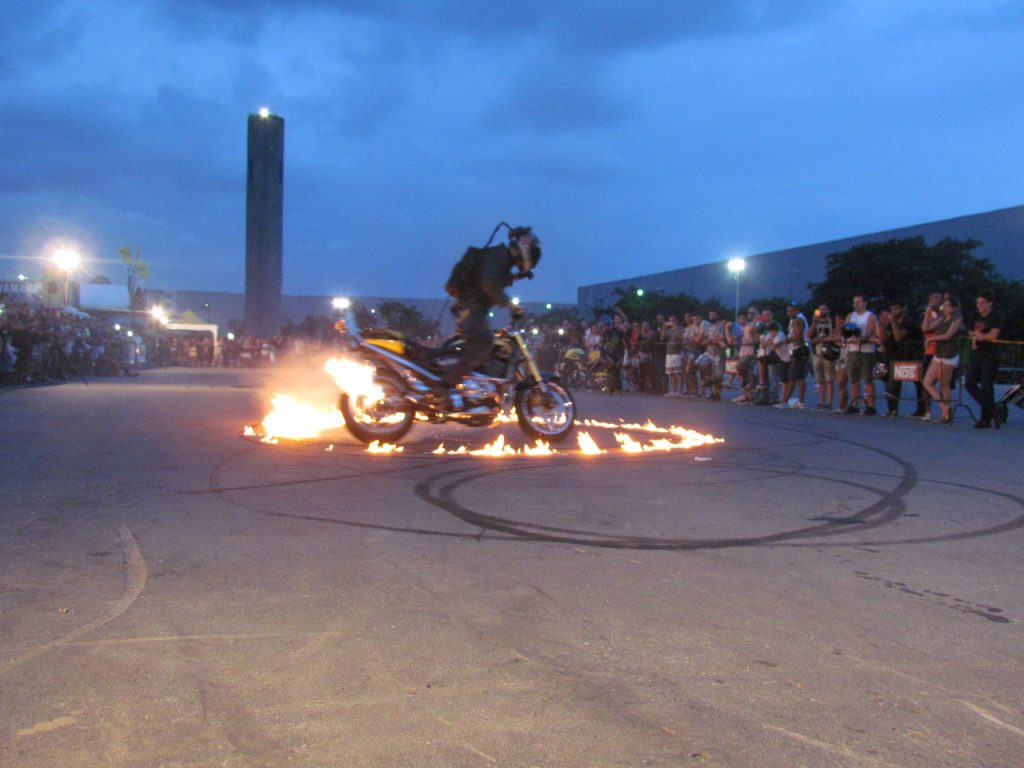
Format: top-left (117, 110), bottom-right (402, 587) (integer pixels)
top-left (367, 441), bottom-right (403, 453)
top-left (256, 393), bottom-right (344, 441)
top-left (576, 432), bottom-right (606, 454)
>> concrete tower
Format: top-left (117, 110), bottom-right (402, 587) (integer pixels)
top-left (244, 109), bottom-right (284, 336)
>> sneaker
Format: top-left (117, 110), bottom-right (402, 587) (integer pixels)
top-left (974, 419), bottom-right (992, 429)
top-left (863, 407), bottom-right (877, 416)
top-left (793, 401), bottom-right (807, 409)
top-left (844, 406), bottom-right (859, 415)
top-left (909, 410), bottom-right (927, 420)
top-left (885, 411), bottom-right (897, 418)
top-left (920, 412), bottom-right (932, 422)
top-left (832, 408), bottom-right (845, 414)
top-left (773, 402), bottom-right (790, 410)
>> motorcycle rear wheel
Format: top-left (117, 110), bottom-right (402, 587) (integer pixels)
top-left (339, 369), bottom-right (415, 444)
top-left (515, 381), bottom-right (576, 443)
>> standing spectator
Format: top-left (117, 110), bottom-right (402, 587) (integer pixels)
top-left (917, 292), bottom-right (944, 419)
top-left (810, 304), bottom-right (838, 410)
top-left (651, 315), bottom-right (667, 394)
top-left (880, 300), bottom-right (924, 418)
top-left (200, 335), bottom-right (215, 367)
top-left (681, 313), bottom-right (703, 398)
top-left (965, 290), bottom-right (1004, 428)
top-left (776, 303), bottom-right (809, 409)
top-left (662, 315), bottom-right (683, 396)
top-left (843, 294), bottom-right (878, 415)
top-left (697, 309), bottom-right (729, 401)
top-left (637, 320), bottom-right (655, 393)
top-left (755, 321), bottom-right (785, 405)
top-left (733, 311), bottom-right (758, 403)
top-left (921, 297), bottom-right (963, 424)
top-left (625, 319), bottom-right (641, 392)
top-left (602, 317), bottom-right (625, 396)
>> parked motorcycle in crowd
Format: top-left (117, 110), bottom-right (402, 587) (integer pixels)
top-left (558, 345), bottom-right (611, 393)
top-left (334, 310), bottom-right (576, 444)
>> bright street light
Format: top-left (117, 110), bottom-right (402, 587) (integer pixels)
top-left (636, 288), bottom-right (644, 297)
top-left (511, 296), bottom-right (520, 306)
top-left (332, 297), bottom-right (351, 311)
top-left (53, 247), bottom-right (81, 273)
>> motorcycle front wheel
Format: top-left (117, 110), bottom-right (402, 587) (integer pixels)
top-left (339, 369), bottom-right (415, 444)
top-left (515, 381), bottom-right (576, 443)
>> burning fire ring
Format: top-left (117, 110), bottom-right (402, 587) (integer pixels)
top-left (243, 358), bottom-right (723, 457)
top-left (243, 414), bottom-right (722, 458)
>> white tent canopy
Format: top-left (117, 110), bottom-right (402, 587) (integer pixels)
top-left (79, 284), bottom-right (131, 312)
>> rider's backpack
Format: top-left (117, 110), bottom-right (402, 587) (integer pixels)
top-left (445, 247), bottom-right (485, 299)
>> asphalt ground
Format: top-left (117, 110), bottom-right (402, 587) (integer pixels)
top-left (1, 366), bottom-right (1022, 767)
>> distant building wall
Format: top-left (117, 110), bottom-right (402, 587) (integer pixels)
top-left (147, 289), bottom-right (571, 337)
top-left (578, 205), bottom-right (1024, 316)
top-left (244, 112), bottom-right (285, 336)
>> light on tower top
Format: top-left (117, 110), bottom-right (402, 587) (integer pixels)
top-left (258, 107), bottom-right (270, 119)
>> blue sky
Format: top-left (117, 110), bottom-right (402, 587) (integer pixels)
top-left (2, 1), bottom-right (1022, 304)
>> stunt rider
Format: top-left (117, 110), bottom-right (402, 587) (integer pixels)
top-left (438, 225), bottom-right (542, 407)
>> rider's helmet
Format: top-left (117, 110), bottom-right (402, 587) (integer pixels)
top-left (508, 226), bottom-right (542, 271)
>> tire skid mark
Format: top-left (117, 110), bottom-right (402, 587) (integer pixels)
top-left (0, 525), bottom-right (147, 676)
top-left (413, 433), bottom-right (918, 549)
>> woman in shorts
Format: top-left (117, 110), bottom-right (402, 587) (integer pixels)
top-left (662, 317), bottom-right (683, 396)
top-left (921, 297), bottom-right (963, 424)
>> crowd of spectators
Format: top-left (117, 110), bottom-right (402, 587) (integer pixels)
top-left (0, 295), bottom-right (347, 385)
top-left (4, 291), bottom-right (1016, 429)
top-left (1, 301), bottom-right (147, 383)
top-left (524, 289), bottom-right (1015, 429)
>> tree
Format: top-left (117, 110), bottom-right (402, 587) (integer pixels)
top-left (808, 237), bottom-right (984, 313)
top-left (281, 315), bottom-right (337, 340)
top-left (806, 236), bottom-right (1023, 337)
top-left (601, 286), bottom-right (728, 323)
top-left (746, 296), bottom-right (793, 320)
top-left (356, 300), bottom-right (438, 340)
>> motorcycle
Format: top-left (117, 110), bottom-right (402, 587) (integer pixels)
top-left (334, 310), bottom-right (576, 445)
top-left (559, 346), bottom-right (610, 393)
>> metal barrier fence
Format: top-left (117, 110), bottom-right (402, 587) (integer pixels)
top-left (879, 337), bottom-right (1024, 422)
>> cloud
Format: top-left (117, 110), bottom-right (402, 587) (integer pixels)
top-left (0, 2), bottom-right (87, 79)
top-left (478, 55), bottom-right (628, 136)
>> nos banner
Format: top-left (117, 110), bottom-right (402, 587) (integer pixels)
top-left (892, 361), bottom-right (921, 382)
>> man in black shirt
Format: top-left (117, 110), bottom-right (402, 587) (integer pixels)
top-left (965, 290), bottom-right (1003, 429)
top-left (881, 300), bottom-right (924, 417)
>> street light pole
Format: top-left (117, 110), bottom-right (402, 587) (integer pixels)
top-left (727, 258), bottom-right (746, 320)
top-left (52, 247), bottom-right (81, 308)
